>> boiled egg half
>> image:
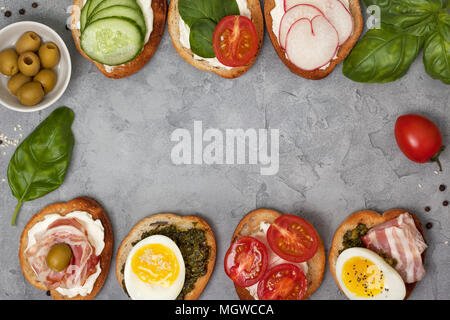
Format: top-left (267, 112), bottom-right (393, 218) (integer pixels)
top-left (336, 248), bottom-right (406, 300)
top-left (124, 235), bottom-right (185, 300)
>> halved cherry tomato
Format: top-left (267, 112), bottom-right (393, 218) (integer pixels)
top-left (224, 236), bottom-right (268, 287)
top-left (257, 263), bottom-right (308, 300)
top-left (267, 215), bottom-right (319, 263)
top-left (212, 15), bottom-right (258, 67)
top-left (395, 114), bottom-right (445, 171)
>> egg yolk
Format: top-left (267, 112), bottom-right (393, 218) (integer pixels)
top-left (342, 257), bottom-right (384, 298)
top-left (131, 244), bottom-right (180, 287)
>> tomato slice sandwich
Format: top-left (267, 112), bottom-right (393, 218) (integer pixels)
top-left (168, 0), bottom-right (264, 79)
top-left (225, 209), bottom-right (326, 300)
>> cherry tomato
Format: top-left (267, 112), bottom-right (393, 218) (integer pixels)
top-left (257, 263), bottom-right (308, 300)
top-left (395, 114), bottom-right (445, 171)
top-left (212, 15), bottom-right (258, 67)
top-left (224, 236), bottom-right (268, 287)
top-left (267, 215), bottom-right (319, 263)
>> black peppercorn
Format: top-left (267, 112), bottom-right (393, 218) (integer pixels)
top-left (19, 9), bottom-right (25, 15)
top-left (425, 206), bottom-right (431, 212)
top-left (439, 185), bottom-right (446, 192)
top-left (5, 11), bottom-right (11, 17)
top-left (426, 223), bottom-right (433, 229)
top-left (443, 201), bottom-right (449, 207)
top-left (32, 3), bottom-right (38, 8)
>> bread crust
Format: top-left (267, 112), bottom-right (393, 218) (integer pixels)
top-left (264, 0), bottom-right (364, 80)
top-left (329, 209), bottom-right (427, 300)
top-left (115, 213), bottom-right (217, 300)
top-left (231, 208), bottom-right (326, 300)
top-left (71, 0), bottom-right (167, 79)
top-left (19, 197), bottom-right (113, 300)
top-left (168, 0), bottom-right (264, 79)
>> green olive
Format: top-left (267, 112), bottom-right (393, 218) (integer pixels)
top-left (15, 31), bottom-right (41, 54)
top-left (7, 73), bottom-right (31, 95)
top-left (17, 81), bottom-right (44, 106)
top-left (46, 243), bottom-right (72, 272)
top-left (0, 49), bottom-right (19, 76)
top-left (18, 52), bottom-right (41, 77)
top-left (34, 69), bottom-right (56, 93)
top-left (38, 42), bottom-right (60, 69)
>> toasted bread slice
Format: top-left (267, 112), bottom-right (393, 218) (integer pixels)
top-left (329, 209), bottom-right (427, 300)
top-left (19, 197), bottom-right (113, 300)
top-left (116, 213), bottom-right (217, 300)
top-left (71, 0), bottom-right (167, 79)
top-left (264, 0), bottom-right (364, 80)
top-left (168, 0), bottom-right (264, 79)
top-left (231, 208), bottom-right (326, 300)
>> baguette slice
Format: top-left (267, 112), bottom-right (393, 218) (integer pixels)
top-left (71, 0), bottom-right (167, 79)
top-left (116, 213), bottom-right (217, 300)
top-left (19, 197), bottom-right (114, 300)
top-left (231, 208), bottom-right (326, 300)
top-left (329, 209), bottom-right (427, 300)
top-left (264, 0), bottom-right (364, 80)
top-left (168, 0), bottom-right (264, 79)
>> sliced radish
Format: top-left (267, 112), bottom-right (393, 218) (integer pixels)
top-left (284, 0), bottom-right (353, 45)
top-left (285, 15), bottom-right (339, 71)
top-left (279, 4), bottom-right (323, 49)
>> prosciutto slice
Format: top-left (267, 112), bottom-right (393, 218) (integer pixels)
top-left (362, 213), bottom-right (427, 283)
top-left (25, 218), bottom-right (100, 289)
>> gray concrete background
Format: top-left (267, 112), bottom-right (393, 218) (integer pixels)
top-left (0, 0), bottom-right (449, 300)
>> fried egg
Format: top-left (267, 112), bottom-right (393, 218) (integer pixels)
top-left (124, 235), bottom-right (185, 300)
top-left (336, 248), bottom-right (406, 300)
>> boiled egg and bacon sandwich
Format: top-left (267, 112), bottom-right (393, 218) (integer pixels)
top-left (19, 197), bottom-right (113, 300)
top-left (116, 213), bottom-right (216, 300)
top-left (225, 209), bottom-right (325, 300)
top-left (330, 209), bottom-right (427, 300)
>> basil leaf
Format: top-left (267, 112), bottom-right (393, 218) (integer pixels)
top-left (363, 0), bottom-right (443, 36)
top-left (7, 107), bottom-right (75, 226)
top-left (179, 0), bottom-right (239, 27)
top-left (189, 18), bottom-right (216, 58)
top-left (343, 29), bottom-right (424, 83)
top-left (423, 14), bottom-right (450, 84)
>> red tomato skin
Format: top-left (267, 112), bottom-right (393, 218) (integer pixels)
top-left (395, 114), bottom-right (443, 163)
top-left (224, 236), bottom-right (268, 287)
top-left (257, 263), bottom-right (308, 300)
top-left (267, 215), bottom-right (319, 263)
top-left (212, 15), bottom-right (258, 68)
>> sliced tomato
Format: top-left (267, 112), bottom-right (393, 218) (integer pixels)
top-left (224, 236), bottom-right (268, 287)
top-left (212, 15), bottom-right (258, 67)
top-left (267, 215), bottom-right (319, 263)
top-left (257, 263), bottom-right (308, 300)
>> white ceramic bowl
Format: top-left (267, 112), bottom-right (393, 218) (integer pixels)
top-left (0, 21), bottom-right (71, 112)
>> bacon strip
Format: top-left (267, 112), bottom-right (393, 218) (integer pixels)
top-left (362, 213), bottom-right (427, 283)
top-left (25, 218), bottom-right (100, 289)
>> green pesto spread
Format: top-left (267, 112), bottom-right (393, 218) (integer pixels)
top-left (122, 224), bottom-right (210, 300)
top-left (340, 223), bottom-right (398, 268)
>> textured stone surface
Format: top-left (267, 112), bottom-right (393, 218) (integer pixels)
top-left (0, 0), bottom-right (449, 300)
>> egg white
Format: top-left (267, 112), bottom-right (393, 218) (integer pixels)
top-left (124, 235), bottom-right (185, 300)
top-left (336, 248), bottom-right (406, 300)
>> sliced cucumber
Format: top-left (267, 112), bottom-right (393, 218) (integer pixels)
top-left (80, 0), bottom-right (91, 32)
top-left (81, 17), bottom-right (144, 65)
top-left (90, 0), bottom-right (140, 17)
top-left (87, 0), bottom-right (104, 18)
top-left (89, 6), bottom-right (146, 37)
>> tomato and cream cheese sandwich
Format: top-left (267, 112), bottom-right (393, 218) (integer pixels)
top-left (71, 0), bottom-right (167, 78)
top-left (19, 197), bottom-right (113, 300)
top-left (264, 0), bottom-right (363, 79)
top-left (225, 209), bottom-right (325, 300)
top-left (329, 209), bottom-right (427, 300)
top-left (168, 0), bottom-right (264, 78)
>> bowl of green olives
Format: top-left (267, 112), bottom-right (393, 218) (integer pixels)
top-left (0, 21), bottom-right (71, 112)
